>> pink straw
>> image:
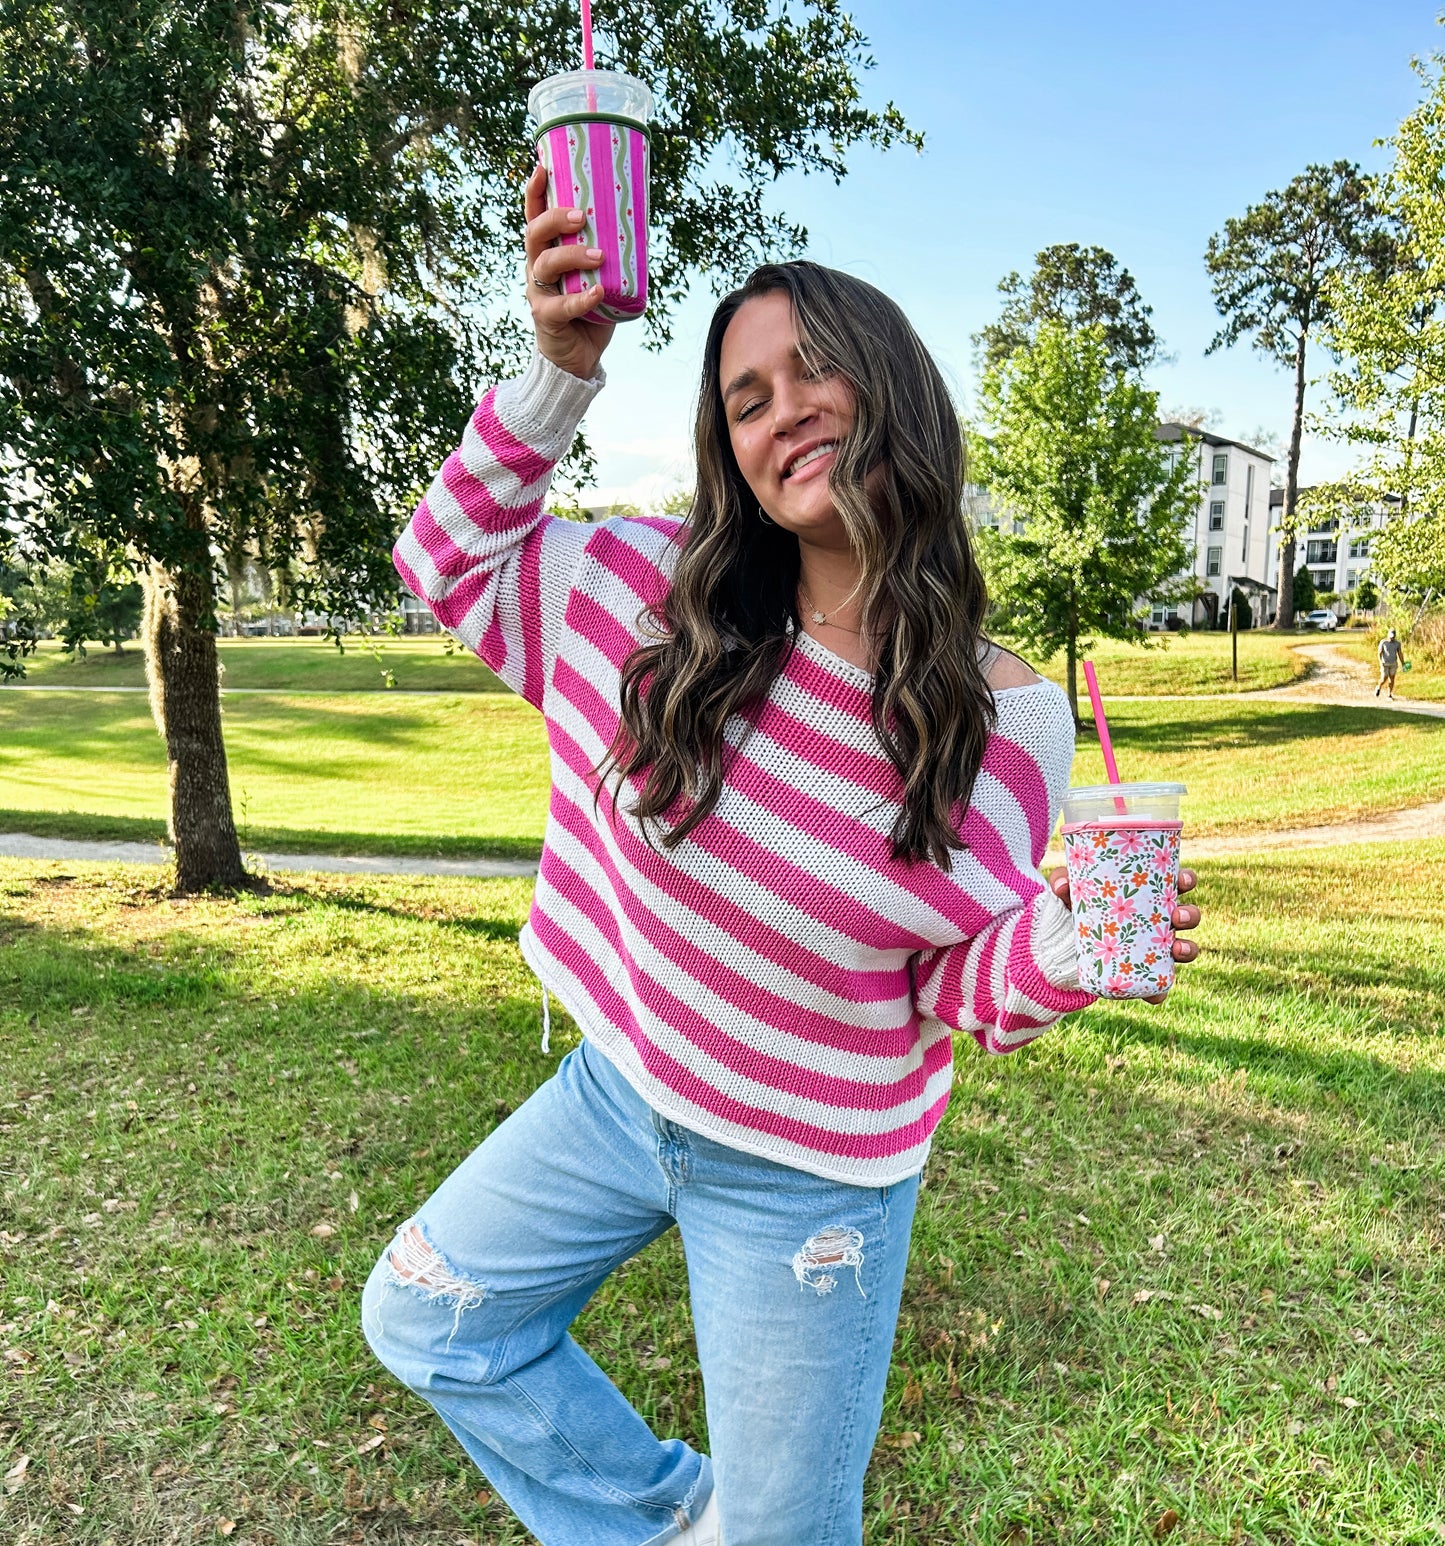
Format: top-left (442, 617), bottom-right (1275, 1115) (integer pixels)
top-left (1082, 660), bottom-right (1128, 814)
top-left (580, 0), bottom-right (597, 110)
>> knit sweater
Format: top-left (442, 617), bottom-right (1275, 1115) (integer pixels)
top-left (394, 352), bottom-right (1096, 1185)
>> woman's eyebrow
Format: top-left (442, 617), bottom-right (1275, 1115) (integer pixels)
top-left (721, 345), bottom-right (805, 404)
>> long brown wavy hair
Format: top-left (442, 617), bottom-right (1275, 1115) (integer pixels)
top-left (599, 261), bottom-right (995, 870)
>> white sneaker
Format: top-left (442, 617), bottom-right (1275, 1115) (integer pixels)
top-left (674, 1490), bottom-right (721, 1545)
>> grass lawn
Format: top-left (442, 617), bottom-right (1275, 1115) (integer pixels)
top-left (0, 693), bottom-right (549, 861)
top-left (9, 638), bottom-right (502, 694)
top-left (12, 630), bottom-right (1308, 698)
top-left (1070, 698), bottom-right (1445, 836)
top-left (4, 692), bottom-right (1443, 860)
top-left (2, 843), bottom-right (1443, 1544)
top-left (1332, 637), bottom-right (1445, 703)
top-left (1006, 631), bottom-right (1307, 696)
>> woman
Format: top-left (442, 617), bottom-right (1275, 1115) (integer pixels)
top-left (362, 167), bottom-right (1201, 1546)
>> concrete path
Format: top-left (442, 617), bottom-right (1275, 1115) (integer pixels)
top-left (0, 832), bottom-right (538, 879)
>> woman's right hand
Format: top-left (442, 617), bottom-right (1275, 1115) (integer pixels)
top-left (524, 163), bottom-right (616, 381)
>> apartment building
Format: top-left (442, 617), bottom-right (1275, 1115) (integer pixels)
top-left (1265, 487), bottom-right (1393, 611)
top-left (1155, 425), bottom-right (1277, 627)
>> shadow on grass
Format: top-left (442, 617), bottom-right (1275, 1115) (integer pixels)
top-left (1109, 700), bottom-right (1445, 754)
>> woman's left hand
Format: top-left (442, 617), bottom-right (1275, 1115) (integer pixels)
top-left (1048, 866), bottom-right (1200, 1005)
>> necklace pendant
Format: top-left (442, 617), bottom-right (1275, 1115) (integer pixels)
top-left (810, 609), bottom-right (826, 624)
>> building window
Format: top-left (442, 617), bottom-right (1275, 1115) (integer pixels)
top-left (1209, 501), bottom-right (1225, 531)
top-left (1306, 539), bottom-right (1337, 566)
top-left (1348, 537), bottom-right (1372, 559)
top-left (1206, 547), bottom-right (1222, 577)
top-left (1242, 524), bottom-right (1250, 561)
top-left (1310, 568), bottom-right (1334, 592)
top-left (1212, 453), bottom-right (1228, 485)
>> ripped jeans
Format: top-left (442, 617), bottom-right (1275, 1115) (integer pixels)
top-left (361, 1035), bottom-right (920, 1546)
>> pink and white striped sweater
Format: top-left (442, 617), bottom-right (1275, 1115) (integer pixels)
top-left (395, 353), bottom-right (1096, 1185)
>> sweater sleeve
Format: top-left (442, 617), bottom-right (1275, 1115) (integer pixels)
top-left (913, 886), bottom-right (1095, 1054)
top-left (911, 685), bottom-right (1096, 1053)
top-left (392, 352), bottom-right (605, 710)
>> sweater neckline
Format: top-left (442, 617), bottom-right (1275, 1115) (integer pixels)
top-left (789, 624), bottom-right (1060, 705)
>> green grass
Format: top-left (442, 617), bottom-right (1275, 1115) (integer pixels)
top-left (2, 844), bottom-right (1443, 1544)
top-left (0, 693), bottom-right (549, 860)
top-left (9, 637), bottom-right (502, 693)
top-left (1071, 698), bottom-right (1445, 836)
top-left (4, 692), bottom-right (1442, 859)
top-left (1007, 631), bottom-right (1308, 695)
top-left (14, 630), bottom-right (1309, 698)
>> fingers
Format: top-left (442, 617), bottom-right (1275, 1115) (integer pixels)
top-left (524, 178), bottom-right (589, 264)
top-left (533, 242), bottom-right (605, 291)
top-left (1171, 937), bottom-right (1199, 963)
top-left (1177, 867), bottom-right (1197, 895)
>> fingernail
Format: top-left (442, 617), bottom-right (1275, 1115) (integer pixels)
top-left (568, 209), bottom-right (585, 221)
top-left (586, 247), bottom-right (603, 260)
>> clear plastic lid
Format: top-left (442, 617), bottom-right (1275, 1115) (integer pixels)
top-left (528, 70), bottom-right (654, 132)
top-left (1062, 781), bottom-right (1186, 825)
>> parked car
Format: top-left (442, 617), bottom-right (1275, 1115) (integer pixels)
top-left (1304, 609), bottom-right (1339, 631)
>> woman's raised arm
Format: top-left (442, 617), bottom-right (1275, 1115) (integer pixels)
top-left (392, 168), bottom-right (617, 710)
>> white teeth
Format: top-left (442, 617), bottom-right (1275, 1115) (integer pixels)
top-left (785, 442), bottom-right (836, 478)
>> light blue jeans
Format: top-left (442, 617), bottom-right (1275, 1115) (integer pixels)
top-left (361, 1036), bottom-right (920, 1546)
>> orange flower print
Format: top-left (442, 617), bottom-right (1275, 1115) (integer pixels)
top-left (1103, 921), bottom-right (1118, 938)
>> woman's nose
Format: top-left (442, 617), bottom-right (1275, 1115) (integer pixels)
top-left (769, 381), bottom-right (815, 435)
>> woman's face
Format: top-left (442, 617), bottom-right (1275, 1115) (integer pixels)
top-left (718, 291), bottom-right (857, 547)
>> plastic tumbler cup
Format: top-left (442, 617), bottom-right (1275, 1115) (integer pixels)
top-left (528, 69), bottom-right (653, 325)
top-left (1060, 782), bottom-right (1187, 999)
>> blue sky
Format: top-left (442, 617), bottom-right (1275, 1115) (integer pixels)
top-left (557, 1), bottom-right (1443, 507)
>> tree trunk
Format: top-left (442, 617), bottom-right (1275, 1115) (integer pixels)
top-left (143, 561), bottom-right (248, 892)
top-left (1275, 339), bottom-right (1309, 630)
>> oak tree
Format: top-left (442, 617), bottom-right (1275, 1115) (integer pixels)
top-left (0, 0), bottom-right (916, 889)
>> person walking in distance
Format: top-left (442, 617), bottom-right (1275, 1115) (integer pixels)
top-left (1376, 627), bottom-right (1407, 699)
top-left (360, 167), bottom-right (1204, 1546)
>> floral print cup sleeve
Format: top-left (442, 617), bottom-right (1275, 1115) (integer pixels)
top-left (1062, 823), bottom-right (1182, 999)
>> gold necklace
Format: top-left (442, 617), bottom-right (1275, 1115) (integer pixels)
top-left (799, 575), bottom-right (865, 630)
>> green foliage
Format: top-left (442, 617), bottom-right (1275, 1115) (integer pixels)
top-left (653, 486), bottom-right (696, 519)
top-left (1318, 53), bottom-right (1445, 600)
top-left (973, 321), bottom-right (1197, 719)
top-left (1226, 588), bottom-right (1254, 630)
top-left (975, 243), bottom-right (1162, 375)
top-left (1205, 160), bottom-right (1391, 625)
top-left (0, 0), bottom-right (915, 614)
top-left (1293, 565), bottom-right (1317, 615)
top-left (1356, 577), bottom-right (1380, 611)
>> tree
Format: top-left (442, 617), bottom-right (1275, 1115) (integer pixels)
top-left (1293, 565), bottom-right (1316, 616)
top-left (59, 548), bottom-right (145, 655)
top-left (1356, 577), bottom-right (1380, 611)
top-left (973, 321), bottom-right (1198, 724)
top-left (1318, 54), bottom-right (1445, 602)
top-left (653, 486), bottom-right (696, 520)
top-left (0, 0), bottom-right (916, 891)
top-left (1205, 161), bottom-right (1390, 633)
top-left (976, 244), bottom-right (1163, 375)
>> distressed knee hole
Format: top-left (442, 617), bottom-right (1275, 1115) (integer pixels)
top-left (381, 1224), bottom-right (488, 1349)
top-left (792, 1225), bottom-right (866, 1297)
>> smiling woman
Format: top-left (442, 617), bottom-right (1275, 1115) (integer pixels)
top-left (362, 175), bottom-right (1201, 1546)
